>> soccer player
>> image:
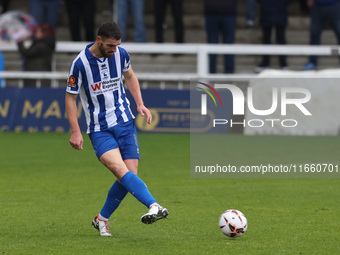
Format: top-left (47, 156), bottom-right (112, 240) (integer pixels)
top-left (65, 21), bottom-right (169, 236)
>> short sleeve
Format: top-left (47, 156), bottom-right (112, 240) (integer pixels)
top-left (119, 47), bottom-right (131, 73)
top-left (66, 61), bottom-right (82, 94)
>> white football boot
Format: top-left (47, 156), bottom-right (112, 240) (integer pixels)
top-left (92, 215), bottom-right (112, 236)
top-left (141, 204), bottom-right (169, 224)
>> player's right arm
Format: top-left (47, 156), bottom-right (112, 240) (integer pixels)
top-left (65, 92), bottom-right (83, 150)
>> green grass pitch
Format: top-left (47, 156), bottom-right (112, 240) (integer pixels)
top-left (0, 132), bottom-right (339, 254)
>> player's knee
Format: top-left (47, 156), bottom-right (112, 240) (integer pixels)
top-left (101, 160), bottom-right (126, 176)
top-left (124, 159), bottom-right (139, 175)
top-left (104, 161), bottom-right (121, 171)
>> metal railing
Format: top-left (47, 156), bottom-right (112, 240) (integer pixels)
top-left (0, 41), bottom-right (339, 88)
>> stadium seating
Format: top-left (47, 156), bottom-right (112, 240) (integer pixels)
top-left (1, 0), bottom-right (340, 85)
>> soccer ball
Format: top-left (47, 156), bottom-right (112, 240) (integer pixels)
top-left (219, 209), bottom-right (247, 237)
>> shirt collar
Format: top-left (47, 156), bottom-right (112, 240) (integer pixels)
top-left (85, 43), bottom-right (106, 62)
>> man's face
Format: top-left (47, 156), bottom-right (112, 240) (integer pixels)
top-left (98, 37), bottom-right (121, 58)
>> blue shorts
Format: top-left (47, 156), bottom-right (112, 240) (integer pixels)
top-left (89, 120), bottom-right (140, 160)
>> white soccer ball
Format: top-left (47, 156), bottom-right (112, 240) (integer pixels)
top-left (219, 209), bottom-right (248, 237)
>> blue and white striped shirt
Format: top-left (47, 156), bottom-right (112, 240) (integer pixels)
top-left (66, 43), bottom-right (134, 134)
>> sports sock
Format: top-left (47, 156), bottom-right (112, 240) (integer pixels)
top-left (100, 180), bottom-right (128, 219)
top-left (149, 202), bottom-right (159, 208)
top-left (120, 171), bottom-right (157, 208)
top-left (98, 213), bottom-right (109, 222)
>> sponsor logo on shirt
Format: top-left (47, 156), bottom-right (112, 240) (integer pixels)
top-left (91, 82), bottom-right (101, 91)
top-left (67, 75), bottom-right (77, 88)
top-left (90, 78), bottom-right (121, 94)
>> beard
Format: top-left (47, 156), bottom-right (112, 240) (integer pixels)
top-left (99, 43), bottom-right (114, 58)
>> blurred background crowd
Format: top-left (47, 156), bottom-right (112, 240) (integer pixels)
top-left (0, 0), bottom-right (339, 86)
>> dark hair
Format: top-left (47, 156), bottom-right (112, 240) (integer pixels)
top-left (97, 21), bottom-right (122, 40)
top-left (37, 23), bottom-right (55, 37)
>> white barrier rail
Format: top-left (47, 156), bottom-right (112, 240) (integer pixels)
top-left (0, 70), bottom-right (257, 88)
top-left (56, 42), bottom-right (340, 76)
top-left (0, 41), bottom-right (339, 87)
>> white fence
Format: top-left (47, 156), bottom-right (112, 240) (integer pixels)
top-left (0, 41), bottom-right (339, 87)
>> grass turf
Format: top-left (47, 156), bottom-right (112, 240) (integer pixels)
top-left (0, 132), bottom-right (339, 254)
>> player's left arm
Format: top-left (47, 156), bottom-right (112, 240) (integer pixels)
top-left (123, 68), bottom-right (152, 124)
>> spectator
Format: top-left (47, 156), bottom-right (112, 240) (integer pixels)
top-left (17, 23), bottom-right (55, 87)
top-left (65, 0), bottom-right (95, 41)
top-left (255, 0), bottom-right (290, 73)
top-left (117, 0), bottom-right (146, 42)
top-left (246, 0), bottom-right (256, 28)
top-left (29, 0), bottom-right (61, 28)
top-left (204, 0), bottom-right (237, 73)
top-left (154, 0), bottom-right (184, 43)
top-left (303, 0), bottom-right (340, 70)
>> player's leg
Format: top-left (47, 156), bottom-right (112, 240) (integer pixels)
top-left (100, 148), bottom-right (168, 223)
top-left (89, 129), bottom-right (127, 236)
top-left (99, 148), bottom-right (129, 179)
top-left (92, 150), bottom-right (144, 236)
top-left (97, 159), bottom-right (138, 222)
top-left (123, 160), bottom-right (169, 224)
top-left (124, 159), bottom-right (138, 174)
top-left (100, 149), bottom-right (156, 205)
top-left (118, 165), bottom-right (169, 224)
top-left (91, 121), bottom-right (168, 236)
top-left (91, 128), bottom-right (139, 229)
top-left (111, 120), bottom-right (168, 224)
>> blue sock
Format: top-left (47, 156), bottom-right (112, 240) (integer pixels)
top-left (120, 171), bottom-right (157, 208)
top-left (100, 180), bottom-right (128, 219)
